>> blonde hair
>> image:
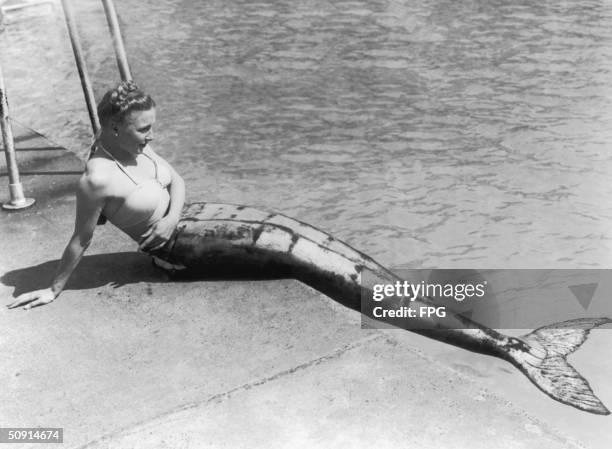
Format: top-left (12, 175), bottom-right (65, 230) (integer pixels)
top-left (97, 81), bottom-right (155, 126)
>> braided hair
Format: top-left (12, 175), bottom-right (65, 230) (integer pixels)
top-left (97, 80), bottom-right (156, 127)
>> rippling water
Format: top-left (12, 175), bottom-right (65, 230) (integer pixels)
top-left (3, 0), bottom-right (612, 267)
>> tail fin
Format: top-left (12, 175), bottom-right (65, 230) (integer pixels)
top-left (510, 317), bottom-right (612, 415)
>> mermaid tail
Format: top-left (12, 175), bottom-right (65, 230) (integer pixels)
top-left (148, 202), bottom-right (610, 414)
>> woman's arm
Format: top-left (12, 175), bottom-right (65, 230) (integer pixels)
top-left (163, 163), bottom-right (186, 224)
top-left (139, 157), bottom-right (185, 251)
top-left (7, 171), bottom-right (106, 309)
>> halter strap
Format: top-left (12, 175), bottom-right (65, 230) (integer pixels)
top-left (96, 142), bottom-right (161, 186)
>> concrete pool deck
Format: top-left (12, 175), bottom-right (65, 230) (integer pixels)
top-left (1, 147), bottom-right (611, 449)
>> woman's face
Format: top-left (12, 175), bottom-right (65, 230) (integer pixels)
top-left (114, 108), bottom-right (156, 154)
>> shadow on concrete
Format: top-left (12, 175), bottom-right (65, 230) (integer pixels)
top-left (1, 252), bottom-right (161, 296)
top-left (1, 252), bottom-right (294, 298)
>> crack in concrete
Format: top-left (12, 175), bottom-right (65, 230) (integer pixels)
top-left (70, 330), bottom-right (585, 449)
top-left (380, 332), bottom-right (588, 449)
top-left (74, 333), bottom-right (385, 449)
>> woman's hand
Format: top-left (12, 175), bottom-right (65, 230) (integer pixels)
top-left (7, 288), bottom-right (56, 310)
top-left (138, 215), bottom-right (178, 252)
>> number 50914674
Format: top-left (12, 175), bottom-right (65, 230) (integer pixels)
top-left (0, 428), bottom-right (63, 443)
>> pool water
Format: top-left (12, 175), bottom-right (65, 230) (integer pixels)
top-left (2, 0), bottom-right (612, 268)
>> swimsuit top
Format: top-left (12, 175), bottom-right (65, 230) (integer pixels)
top-left (96, 143), bottom-right (171, 241)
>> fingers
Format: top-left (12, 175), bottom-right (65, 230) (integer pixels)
top-left (139, 238), bottom-right (163, 252)
top-left (7, 292), bottom-right (35, 309)
top-left (24, 298), bottom-right (53, 310)
top-left (7, 289), bottom-right (55, 310)
top-left (141, 241), bottom-right (167, 252)
top-left (151, 240), bottom-right (167, 251)
top-left (139, 232), bottom-right (170, 252)
top-left (138, 228), bottom-right (154, 249)
top-left (7, 293), bottom-right (52, 310)
top-left (139, 233), bottom-right (157, 250)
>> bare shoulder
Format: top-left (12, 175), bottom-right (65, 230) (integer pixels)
top-left (80, 157), bottom-right (113, 194)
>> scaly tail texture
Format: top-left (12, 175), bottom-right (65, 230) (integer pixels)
top-left (508, 318), bottom-right (612, 415)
